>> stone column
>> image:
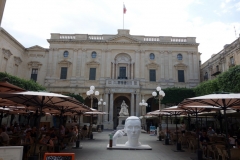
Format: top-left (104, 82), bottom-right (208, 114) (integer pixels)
top-left (72, 49), bottom-right (77, 77)
top-left (140, 50), bottom-right (145, 79)
top-left (103, 93), bottom-right (108, 122)
top-left (164, 51), bottom-right (169, 80)
top-left (101, 50), bottom-right (105, 77)
top-left (47, 49), bottom-right (53, 77)
top-left (80, 49), bottom-right (86, 77)
top-left (131, 93), bottom-right (134, 116)
top-left (76, 49), bottom-right (81, 77)
top-left (168, 51), bottom-right (173, 79)
top-left (109, 92), bottom-right (113, 122)
top-left (52, 48), bottom-right (58, 77)
top-left (160, 52), bottom-right (165, 80)
top-left (188, 52), bottom-right (193, 80)
top-left (135, 50), bottom-right (140, 78)
top-left (136, 93), bottom-right (140, 117)
top-left (193, 52), bottom-right (198, 79)
top-left (106, 50), bottom-right (111, 78)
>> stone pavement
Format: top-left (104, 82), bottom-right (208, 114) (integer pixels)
top-left (62, 131), bottom-right (197, 160)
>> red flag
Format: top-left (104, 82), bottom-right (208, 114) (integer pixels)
top-left (123, 4), bottom-right (126, 14)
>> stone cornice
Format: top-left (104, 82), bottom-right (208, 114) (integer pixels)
top-left (0, 27), bottom-right (25, 50)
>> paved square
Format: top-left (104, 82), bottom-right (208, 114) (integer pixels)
top-left (62, 131), bottom-right (196, 160)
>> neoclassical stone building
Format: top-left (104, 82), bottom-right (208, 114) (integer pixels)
top-left (200, 37), bottom-right (240, 82)
top-left (0, 27), bottom-right (200, 129)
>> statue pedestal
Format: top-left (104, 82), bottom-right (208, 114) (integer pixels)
top-left (107, 144), bottom-right (152, 150)
top-left (116, 116), bottom-right (128, 130)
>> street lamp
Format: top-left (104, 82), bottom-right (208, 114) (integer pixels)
top-left (98, 99), bottom-right (106, 130)
top-left (152, 86), bottom-right (165, 141)
top-left (86, 85), bottom-right (99, 139)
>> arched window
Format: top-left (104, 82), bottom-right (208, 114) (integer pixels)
top-left (63, 51), bottom-right (69, 57)
top-left (149, 53), bottom-right (155, 60)
top-left (91, 51), bottom-right (97, 58)
top-left (177, 54), bottom-right (183, 60)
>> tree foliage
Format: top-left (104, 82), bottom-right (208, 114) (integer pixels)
top-left (194, 65), bottom-right (240, 96)
top-left (161, 87), bottom-right (195, 105)
top-left (66, 93), bottom-right (84, 103)
top-left (0, 72), bottom-right (45, 91)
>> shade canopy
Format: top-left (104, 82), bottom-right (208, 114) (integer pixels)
top-left (0, 91), bottom-right (89, 110)
top-left (0, 81), bottom-right (26, 92)
top-left (179, 93), bottom-right (240, 110)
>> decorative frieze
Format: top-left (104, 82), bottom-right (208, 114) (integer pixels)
top-left (28, 61), bottom-right (42, 70)
top-left (2, 48), bottom-right (12, 60)
top-left (14, 56), bottom-right (22, 65)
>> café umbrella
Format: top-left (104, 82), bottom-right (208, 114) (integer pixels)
top-left (179, 93), bottom-right (240, 160)
top-left (0, 91), bottom-right (90, 155)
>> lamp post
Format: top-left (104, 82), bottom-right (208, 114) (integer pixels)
top-left (139, 99), bottom-right (148, 130)
top-left (98, 98), bottom-right (106, 131)
top-left (86, 85), bottom-right (99, 139)
top-left (152, 86), bottom-right (165, 141)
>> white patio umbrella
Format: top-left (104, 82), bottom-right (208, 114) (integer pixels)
top-left (179, 93), bottom-right (240, 159)
top-left (0, 91), bottom-right (90, 155)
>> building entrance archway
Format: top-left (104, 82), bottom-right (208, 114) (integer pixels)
top-left (113, 96), bottom-right (130, 129)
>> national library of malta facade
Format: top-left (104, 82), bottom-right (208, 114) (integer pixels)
top-left (0, 28), bottom-right (200, 129)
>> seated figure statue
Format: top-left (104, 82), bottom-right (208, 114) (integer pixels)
top-left (113, 116), bottom-right (141, 147)
top-left (119, 100), bottom-right (129, 116)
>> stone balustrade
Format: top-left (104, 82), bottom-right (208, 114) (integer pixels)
top-left (106, 79), bottom-right (139, 87)
top-left (50, 33), bottom-right (196, 44)
top-left (59, 35), bottom-right (76, 39)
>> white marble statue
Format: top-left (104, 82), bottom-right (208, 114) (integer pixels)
top-left (119, 100), bottom-right (129, 116)
top-left (113, 116), bottom-right (141, 147)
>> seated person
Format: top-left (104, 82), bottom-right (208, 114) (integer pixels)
top-left (0, 127), bottom-right (9, 145)
top-left (39, 133), bottom-right (54, 148)
top-left (23, 130), bottom-right (34, 145)
top-left (6, 127), bottom-right (13, 135)
top-left (207, 127), bottom-right (215, 136)
top-left (228, 134), bottom-right (236, 147)
top-left (31, 127), bottom-right (37, 139)
top-left (235, 135), bottom-right (240, 148)
top-left (200, 131), bottom-right (210, 145)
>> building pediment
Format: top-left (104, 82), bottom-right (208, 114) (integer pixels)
top-left (174, 63), bottom-right (188, 69)
top-left (58, 60), bottom-right (72, 66)
top-left (107, 35), bottom-right (140, 43)
top-left (86, 61), bottom-right (100, 66)
top-left (146, 62), bottom-right (159, 69)
top-left (27, 45), bottom-right (47, 51)
top-left (28, 61), bottom-right (42, 69)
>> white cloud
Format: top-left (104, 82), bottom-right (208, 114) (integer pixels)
top-left (1, 0), bottom-right (239, 63)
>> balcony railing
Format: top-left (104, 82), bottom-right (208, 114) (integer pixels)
top-left (106, 79), bottom-right (139, 87)
top-left (211, 69), bottom-right (222, 76)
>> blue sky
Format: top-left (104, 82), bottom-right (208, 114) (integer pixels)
top-left (2, 0), bottom-right (240, 63)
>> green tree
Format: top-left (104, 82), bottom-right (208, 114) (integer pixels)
top-left (66, 93), bottom-right (84, 103)
top-left (0, 72), bottom-right (45, 91)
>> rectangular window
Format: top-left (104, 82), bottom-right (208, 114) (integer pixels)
top-left (60, 67), bottom-right (68, 79)
top-left (89, 68), bottom-right (96, 80)
top-left (178, 70), bottom-right (185, 82)
top-left (119, 67), bottom-right (126, 79)
top-left (230, 57), bottom-right (234, 64)
top-left (30, 68), bottom-right (38, 82)
top-left (149, 69), bottom-right (156, 81)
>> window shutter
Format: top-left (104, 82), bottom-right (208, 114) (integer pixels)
top-left (60, 67), bottom-right (68, 79)
top-left (30, 69), bottom-right (38, 82)
top-left (149, 69), bottom-right (156, 81)
top-left (178, 70), bottom-right (184, 82)
top-left (89, 68), bottom-right (96, 80)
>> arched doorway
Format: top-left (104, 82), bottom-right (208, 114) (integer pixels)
top-left (113, 96), bottom-right (130, 129)
top-left (84, 97), bottom-right (98, 124)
